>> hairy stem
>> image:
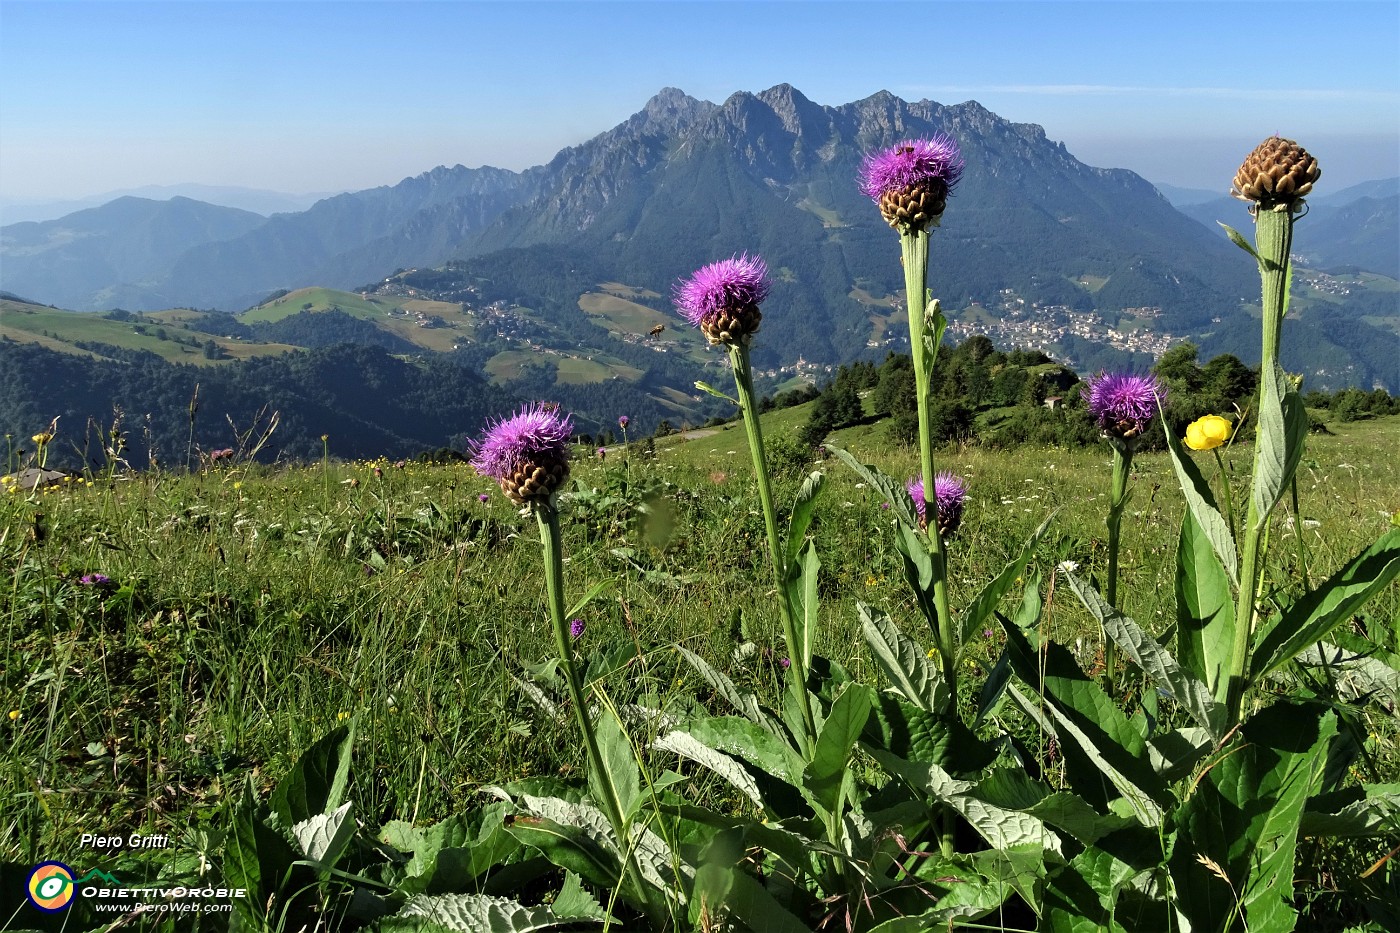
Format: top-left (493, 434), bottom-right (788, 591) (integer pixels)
top-left (537, 503), bottom-right (663, 924)
top-left (1103, 446), bottom-right (1132, 694)
top-left (729, 344), bottom-right (818, 754)
top-left (1227, 207), bottom-right (1293, 724)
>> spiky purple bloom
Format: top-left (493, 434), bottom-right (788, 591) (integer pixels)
top-left (80, 573), bottom-right (111, 586)
top-left (570, 618), bottom-right (585, 639)
top-left (673, 254), bottom-right (770, 328)
top-left (478, 493), bottom-right (490, 503)
top-left (468, 403), bottom-right (574, 482)
top-left (907, 472), bottom-right (968, 537)
top-left (859, 136), bottom-right (964, 202)
top-left (618, 415), bottom-right (630, 429)
top-left (1083, 372), bottom-right (1165, 441)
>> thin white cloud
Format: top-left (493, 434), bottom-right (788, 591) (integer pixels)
top-left (907, 84), bottom-right (1398, 102)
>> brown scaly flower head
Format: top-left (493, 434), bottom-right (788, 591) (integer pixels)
top-left (859, 135), bottom-right (965, 233)
top-left (673, 254), bottom-right (770, 347)
top-left (468, 402), bottom-right (573, 505)
top-left (1231, 136), bottom-right (1321, 214)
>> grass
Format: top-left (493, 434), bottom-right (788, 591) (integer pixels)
top-left (2, 409), bottom-right (1397, 898)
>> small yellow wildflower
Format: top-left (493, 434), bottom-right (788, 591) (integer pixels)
top-left (8, 710), bottom-right (19, 721)
top-left (32, 432), bottom-right (53, 445)
top-left (232, 481), bottom-right (243, 490)
top-left (336, 711), bottom-right (349, 722)
top-left (1185, 415), bottom-right (1232, 451)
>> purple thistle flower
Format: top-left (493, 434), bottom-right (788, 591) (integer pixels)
top-left (569, 618), bottom-right (585, 639)
top-left (618, 415), bottom-right (630, 429)
top-left (478, 493), bottom-right (490, 503)
top-left (859, 136), bottom-right (964, 202)
top-left (80, 573), bottom-right (111, 586)
top-left (779, 657), bottom-right (791, 669)
top-left (673, 254), bottom-right (770, 336)
top-left (907, 472), bottom-right (968, 537)
top-left (1083, 372), bottom-right (1165, 443)
top-left (468, 403), bottom-right (574, 483)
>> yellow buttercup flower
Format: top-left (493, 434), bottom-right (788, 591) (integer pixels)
top-left (32, 433), bottom-right (53, 445)
top-left (1185, 415), bottom-right (1233, 451)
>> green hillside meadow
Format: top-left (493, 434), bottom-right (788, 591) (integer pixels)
top-left (3, 401), bottom-right (1398, 928)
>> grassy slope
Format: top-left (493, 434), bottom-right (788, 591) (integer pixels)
top-left (0, 299), bottom-right (296, 364)
top-left (2, 406), bottom-right (1396, 875)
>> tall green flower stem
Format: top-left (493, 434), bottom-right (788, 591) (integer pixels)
top-left (535, 501), bottom-right (664, 926)
top-left (728, 343), bottom-right (819, 753)
top-left (1102, 446), bottom-right (1132, 694)
top-left (899, 229), bottom-right (957, 701)
top-left (1226, 207), bottom-right (1294, 723)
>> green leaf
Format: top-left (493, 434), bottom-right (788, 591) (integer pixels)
top-left (999, 619), bottom-right (1168, 824)
top-left (803, 683), bottom-right (873, 814)
top-left (693, 380), bottom-right (738, 405)
top-left (653, 730), bottom-right (765, 810)
top-left (271, 724), bottom-right (354, 827)
top-left (873, 752), bottom-right (1062, 854)
top-left (962, 514), bottom-right (1055, 650)
top-left (865, 692), bottom-right (997, 776)
top-left (1295, 641), bottom-right (1400, 708)
top-left (1175, 507), bottom-right (1236, 702)
top-left (551, 872), bottom-right (608, 921)
top-left (1219, 221), bottom-right (1262, 263)
top-left (1062, 569), bottom-right (1226, 739)
top-left (1252, 530), bottom-right (1400, 682)
top-left (590, 704), bottom-right (641, 823)
top-left (893, 519), bottom-right (940, 634)
top-left (564, 578), bottom-right (614, 622)
top-left (223, 781), bottom-right (302, 925)
top-left (1172, 703), bottom-right (1336, 933)
top-left (1250, 362), bottom-right (1308, 527)
top-left (503, 813), bottom-right (620, 892)
top-left (1042, 842), bottom-right (1152, 933)
top-left (1300, 784), bottom-right (1400, 838)
top-left (1161, 404), bottom-right (1238, 587)
top-left (825, 445), bottom-right (920, 532)
top-left (675, 646), bottom-right (785, 739)
top-left (859, 602), bottom-right (946, 713)
top-left (384, 893), bottom-right (602, 932)
top-left (787, 540), bottom-right (820, 671)
top-left (784, 470), bottom-right (824, 571)
top-left (291, 801), bottom-right (356, 870)
top-left (709, 867), bottom-right (812, 933)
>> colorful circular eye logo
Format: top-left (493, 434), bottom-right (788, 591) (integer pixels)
top-left (27, 861), bottom-right (76, 912)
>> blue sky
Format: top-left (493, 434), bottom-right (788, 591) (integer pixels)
top-left (1, 0), bottom-right (1396, 201)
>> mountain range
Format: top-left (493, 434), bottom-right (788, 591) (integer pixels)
top-left (2, 85), bottom-right (1396, 389)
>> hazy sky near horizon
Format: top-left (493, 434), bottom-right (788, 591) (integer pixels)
top-left (1, 0), bottom-right (1397, 203)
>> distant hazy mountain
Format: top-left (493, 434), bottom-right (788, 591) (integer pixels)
top-left (1178, 185), bottom-right (1400, 280)
top-left (0, 184), bottom-right (336, 225)
top-left (0, 197), bottom-right (268, 310)
top-left (1, 86), bottom-right (1392, 389)
top-left (1153, 183), bottom-right (1229, 206)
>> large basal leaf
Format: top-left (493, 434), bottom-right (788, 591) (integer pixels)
top-left (1041, 843), bottom-right (1157, 933)
top-left (653, 730), bottom-right (765, 810)
top-left (803, 683), bottom-right (873, 815)
top-left (960, 513), bottom-right (1055, 650)
top-left (270, 724), bottom-right (354, 827)
top-left (1172, 702), bottom-right (1336, 933)
top-left (893, 518), bottom-right (940, 634)
top-left (1175, 507), bottom-right (1236, 703)
top-left (383, 893), bottom-right (601, 932)
top-left (1251, 530), bottom-right (1400, 683)
top-left (1250, 361), bottom-right (1308, 529)
top-left (1300, 784), bottom-right (1400, 838)
top-left (873, 752), bottom-right (1062, 855)
top-left (999, 618), bottom-right (1168, 822)
top-left (223, 780), bottom-right (302, 925)
top-left (291, 801), bottom-right (356, 869)
top-left (1063, 569), bottom-right (1226, 739)
top-left (967, 768), bottom-right (1134, 847)
top-left (1295, 641), bottom-right (1400, 709)
top-left (864, 692), bottom-right (997, 777)
top-left (1161, 403), bottom-right (1239, 587)
top-left (710, 866), bottom-right (813, 933)
top-left (860, 601), bottom-right (946, 713)
top-left (658, 715), bottom-right (804, 785)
